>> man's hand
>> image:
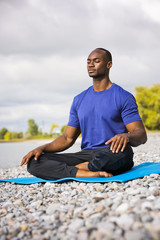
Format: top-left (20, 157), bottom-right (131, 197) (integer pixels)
top-left (20, 146), bottom-right (44, 166)
top-left (105, 133), bottom-right (129, 153)
top-left (20, 126), bottom-right (81, 167)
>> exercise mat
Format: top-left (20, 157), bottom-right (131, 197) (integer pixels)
top-left (0, 162), bottom-right (160, 184)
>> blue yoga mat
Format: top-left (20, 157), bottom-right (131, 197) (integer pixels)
top-left (0, 162), bottom-right (160, 184)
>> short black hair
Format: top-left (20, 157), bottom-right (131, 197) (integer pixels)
top-left (96, 48), bottom-right (112, 62)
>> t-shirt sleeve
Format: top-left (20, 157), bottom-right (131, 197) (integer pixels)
top-left (121, 94), bottom-right (142, 125)
top-left (68, 97), bottom-right (80, 127)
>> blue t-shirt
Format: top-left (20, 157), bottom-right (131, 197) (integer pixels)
top-left (68, 83), bottom-right (141, 150)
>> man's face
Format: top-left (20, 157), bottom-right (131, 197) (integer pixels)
top-left (87, 49), bottom-right (110, 78)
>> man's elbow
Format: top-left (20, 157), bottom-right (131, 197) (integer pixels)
top-left (142, 131), bottom-right (147, 144)
top-left (63, 132), bottom-right (76, 147)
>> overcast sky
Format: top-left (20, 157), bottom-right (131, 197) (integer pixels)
top-left (0, 0), bottom-right (160, 133)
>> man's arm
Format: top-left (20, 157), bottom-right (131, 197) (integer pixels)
top-left (20, 126), bottom-right (81, 166)
top-left (105, 121), bottom-right (147, 153)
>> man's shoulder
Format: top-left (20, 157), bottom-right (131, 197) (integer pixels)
top-left (74, 86), bottom-right (92, 99)
top-left (71, 86), bottom-right (92, 108)
top-left (112, 84), bottom-right (136, 110)
top-left (113, 84), bottom-right (133, 98)
top-left (114, 83), bottom-right (130, 94)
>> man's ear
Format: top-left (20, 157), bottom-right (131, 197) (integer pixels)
top-left (107, 61), bottom-right (112, 69)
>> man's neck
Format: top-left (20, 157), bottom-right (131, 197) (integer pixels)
top-left (93, 77), bottom-right (112, 92)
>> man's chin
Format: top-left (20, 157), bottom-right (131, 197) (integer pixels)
top-left (88, 73), bottom-right (96, 77)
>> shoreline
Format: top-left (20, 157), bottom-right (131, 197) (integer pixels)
top-left (0, 131), bottom-right (159, 143)
top-left (0, 138), bottom-right (54, 143)
top-left (0, 137), bottom-right (83, 144)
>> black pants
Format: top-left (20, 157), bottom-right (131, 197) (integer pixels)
top-left (27, 144), bottom-right (134, 180)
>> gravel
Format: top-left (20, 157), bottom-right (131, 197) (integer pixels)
top-left (0, 133), bottom-right (160, 240)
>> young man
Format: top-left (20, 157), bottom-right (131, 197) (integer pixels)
top-left (20, 48), bottom-right (147, 179)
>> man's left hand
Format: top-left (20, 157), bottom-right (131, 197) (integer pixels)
top-left (105, 133), bottom-right (129, 153)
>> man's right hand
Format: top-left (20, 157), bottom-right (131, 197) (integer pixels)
top-left (20, 146), bottom-right (44, 166)
top-left (20, 126), bottom-right (80, 167)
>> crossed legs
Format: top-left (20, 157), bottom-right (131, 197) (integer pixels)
top-left (27, 145), bottom-right (133, 180)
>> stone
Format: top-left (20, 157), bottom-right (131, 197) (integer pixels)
top-left (125, 230), bottom-right (145, 240)
top-left (141, 201), bottom-right (153, 210)
top-left (20, 224), bottom-right (29, 231)
top-left (141, 214), bottom-right (153, 223)
top-left (149, 187), bottom-right (160, 196)
top-left (77, 231), bottom-right (88, 240)
top-left (97, 221), bottom-right (115, 237)
top-left (2, 201), bottom-right (13, 208)
top-left (149, 174), bottom-right (159, 179)
top-left (126, 188), bottom-right (141, 195)
top-left (36, 192), bottom-right (43, 200)
top-left (46, 204), bottom-right (60, 215)
top-left (116, 203), bottom-right (129, 214)
top-left (70, 189), bottom-right (77, 196)
top-left (68, 218), bottom-right (84, 232)
top-left (74, 207), bottom-right (85, 217)
top-left (95, 204), bottom-right (106, 213)
top-left (147, 195), bottom-right (155, 201)
top-left (13, 199), bottom-right (23, 206)
top-left (113, 214), bottom-right (134, 230)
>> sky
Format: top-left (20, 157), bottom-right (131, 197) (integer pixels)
top-left (0, 0), bottom-right (160, 133)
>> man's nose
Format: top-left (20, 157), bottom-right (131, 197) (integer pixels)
top-left (88, 61), bottom-right (94, 67)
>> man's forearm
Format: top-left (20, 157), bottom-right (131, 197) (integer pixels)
top-left (21, 126), bottom-right (80, 166)
top-left (43, 134), bottom-right (75, 153)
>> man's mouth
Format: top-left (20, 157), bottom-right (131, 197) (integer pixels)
top-left (88, 69), bottom-right (95, 73)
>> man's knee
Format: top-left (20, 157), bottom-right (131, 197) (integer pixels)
top-left (109, 157), bottom-right (134, 175)
top-left (27, 156), bottom-right (44, 177)
top-left (88, 145), bottom-right (134, 175)
top-left (27, 157), bottom-right (36, 175)
top-left (27, 156), bottom-right (51, 179)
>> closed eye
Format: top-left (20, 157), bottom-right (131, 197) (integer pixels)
top-left (87, 58), bottom-right (101, 64)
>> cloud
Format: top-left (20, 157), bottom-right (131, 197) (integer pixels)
top-left (142, 0), bottom-right (160, 23)
top-left (0, 53), bottom-right (90, 131)
top-left (0, 54), bottom-right (89, 103)
top-left (1, 0), bottom-right (159, 56)
top-left (0, 0), bottom-right (97, 56)
top-left (0, 0), bottom-right (160, 131)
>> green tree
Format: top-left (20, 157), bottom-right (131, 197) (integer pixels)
top-left (50, 123), bottom-right (59, 136)
top-left (135, 84), bottom-right (160, 130)
top-left (4, 131), bottom-right (12, 140)
top-left (11, 132), bottom-right (23, 139)
top-left (17, 132), bottom-right (23, 139)
top-left (61, 125), bottom-right (67, 134)
top-left (27, 119), bottom-right (38, 136)
top-left (11, 132), bottom-right (17, 139)
top-left (0, 128), bottom-right (8, 139)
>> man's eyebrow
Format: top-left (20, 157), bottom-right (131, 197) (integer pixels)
top-left (87, 57), bottom-right (100, 61)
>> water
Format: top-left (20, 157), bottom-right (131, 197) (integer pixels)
top-left (0, 139), bottom-right (81, 169)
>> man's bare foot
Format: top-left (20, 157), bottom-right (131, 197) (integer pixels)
top-left (76, 169), bottom-right (113, 178)
top-left (75, 162), bottom-right (89, 170)
top-left (98, 171), bottom-right (113, 177)
top-left (75, 162), bottom-right (113, 177)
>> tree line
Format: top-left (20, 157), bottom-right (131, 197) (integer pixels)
top-left (0, 84), bottom-right (159, 140)
top-left (0, 128), bottom-right (23, 140)
top-left (0, 119), bottom-right (67, 140)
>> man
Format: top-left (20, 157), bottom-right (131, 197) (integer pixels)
top-left (20, 48), bottom-right (147, 179)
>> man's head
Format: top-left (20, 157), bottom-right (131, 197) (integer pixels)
top-left (96, 48), bottom-right (112, 62)
top-left (87, 48), bottom-right (112, 78)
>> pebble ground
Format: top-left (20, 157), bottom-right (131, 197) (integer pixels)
top-left (0, 133), bottom-right (160, 240)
